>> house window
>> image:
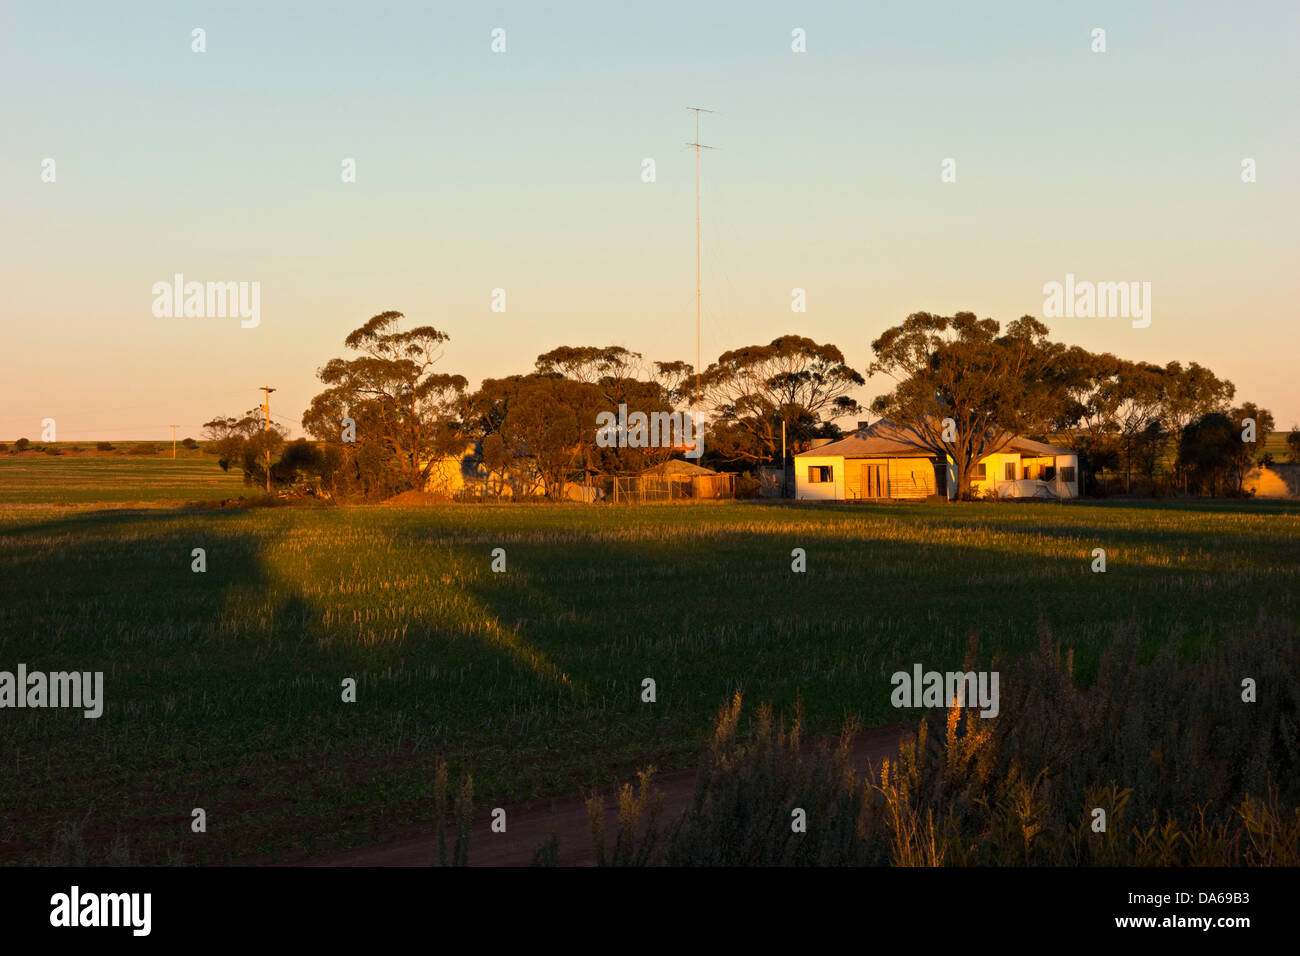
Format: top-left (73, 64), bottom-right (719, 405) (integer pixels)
top-left (1061, 466), bottom-right (1076, 484)
top-left (807, 465), bottom-right (833, 484)
top-left (1043, 465), bottom-right (1056, 481)
top-left (1004, 462), bottom-right (1016, 481)
top-left (972, 462), bottom-right (987, 480)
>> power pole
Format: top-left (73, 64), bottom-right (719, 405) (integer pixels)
top-left (782, 418), bottom-right (787, 498)
top-left (687, 107), bottom-right (714, 409)
top-left (259, 386), bottom-right (276, 494)
top-left (171, 425), bottom-right (179, 459)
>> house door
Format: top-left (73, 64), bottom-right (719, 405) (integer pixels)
top-left (862, 463), bottom-right (887, 498)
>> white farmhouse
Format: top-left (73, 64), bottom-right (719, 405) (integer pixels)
top-left (795, 420), bottom-right (1079, 501)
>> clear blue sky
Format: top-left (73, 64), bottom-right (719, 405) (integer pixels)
top-left (2, 0), bottom-right (1297, 439)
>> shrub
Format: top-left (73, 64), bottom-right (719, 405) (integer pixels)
top-left (586, 767), bottom-right (663, 866)
top-left (431, 759), bottom-right (475, 867)
top-left (129, 443), bottom-right (158, 455)
top-left (14, 437), bottom-right (30, 451)
top-left (181, 437), bottom-right (199, 450)
top-left (733, 472), bottom-right (761, 499)
top-left (96, 442), bottom-right (115, 451)
top-left (570, 618), bottom-right (1299, 866)
top-left (44, 447), bottom-right (62, 456)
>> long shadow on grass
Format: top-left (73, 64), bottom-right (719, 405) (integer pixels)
top-left (444, 500), bottom-right (1299, 791)
top-left (0, 505), bottom-right (617, 865)
top-left (2, 501), bottom-right (1295, 866)
top-left (789, 498), bottom-right (1300, 568)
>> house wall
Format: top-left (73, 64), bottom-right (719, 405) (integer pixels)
top-left (800, 449), bottom-right (1081, 501)
top-left (946, 452), bottom-right (1080, 498)
top-left (887, 457), bottom-right (939, 498)
top-left (1244, 464), bottom-right (1300, 498)
top-left (422, 454), bottom-right (471, 496)
top-left (797, 456), bottom-right (937, 500)
top-left (844, 457), bottom-right (937, 498)
top-left (948, 452), bottom-right (1021, 499)
top-left (795, 455), bottom-right (844, 500)
top-left (1052, 454), bottom-right (1080, 498)
top-left (1020, 455), bottom-right (1080, 498)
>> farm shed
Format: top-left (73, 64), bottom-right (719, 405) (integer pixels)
top-left (609, 459), bottom-right (734, 502)
top-left (419, 443), bottom-right (478, 497)
top-left (1243, 464), bottom-right (1300, 498)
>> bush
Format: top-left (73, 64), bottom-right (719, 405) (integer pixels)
top-left (14, 438), bottom-right (30, 451)
top-left (571, 618), bottom-right (1299, 866)
top-left (129, 443), bottom-right (158, 455)
top-left (733, 472), bottom-right (761, 499)
top-left (96, 442), bottom-right (115, 451)
top-left (44, 447), bottom-right (62, 456)
top-left (431, 759), bottom-right (475, 867)
top-left (181, 437), bottom-right (199, 450)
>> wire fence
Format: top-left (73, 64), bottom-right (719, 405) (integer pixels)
top-left (606, 473), bottom-right (734, 503)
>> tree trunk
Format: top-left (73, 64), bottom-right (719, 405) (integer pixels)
top-left (954, 459), bottom-right (972, 501)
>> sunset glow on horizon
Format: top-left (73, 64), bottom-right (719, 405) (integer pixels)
top-left (3, 0), bottom-right (1296, 440)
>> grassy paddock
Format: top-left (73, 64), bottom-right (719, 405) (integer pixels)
top-left (0, 454), bottom-right (243, 505)
top-left (0, 496), bottom-right (1297, 863)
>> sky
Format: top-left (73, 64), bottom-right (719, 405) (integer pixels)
top-left (2, 0), bottom-right (1297, 441)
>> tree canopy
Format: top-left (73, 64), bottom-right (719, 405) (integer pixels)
top-left (700, 335), bottom-right (863, 465)
top-left (302, 311), bottom-right (468, 498)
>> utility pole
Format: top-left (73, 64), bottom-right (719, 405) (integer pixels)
top-left (687, 107), bottom-right (714, 409)
top-left (171, 425), bottom-right (178, 459)
top-left (782, 418), bottom-right (787, 498)
top-left (259, 386), bottom-right (276, 494)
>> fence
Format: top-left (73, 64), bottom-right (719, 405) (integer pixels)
top-left (607, 473), bottom-right (734, 503)
top-left (758, 465), bottom-right (794, 498)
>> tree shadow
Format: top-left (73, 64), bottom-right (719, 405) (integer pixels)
top-left (1, 498), bottom-right (1294, 865)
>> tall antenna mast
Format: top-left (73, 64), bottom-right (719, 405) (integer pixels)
top-left (686, 107), bottom-right (714, 406)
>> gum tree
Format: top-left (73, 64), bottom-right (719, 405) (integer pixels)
top-left (465, 373), bottom-right (607, 498)
top-left (699, 335), bottom-right (863, 465)
top-left (868, 312), bottom-right (1076, 499)
top-left (533, 346), bottom-right (690, 473)
top-left (302, 311), bottom-right (468, 498)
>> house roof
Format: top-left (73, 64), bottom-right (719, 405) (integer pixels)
top-left (796, 420), bottom-right (1076, 459)
top-left (640, 458), bottom-right (718, 477)
top-left (1004, 436), bottom-right (1076, 457)
top-left (795, 420), bottom-right (932, 458)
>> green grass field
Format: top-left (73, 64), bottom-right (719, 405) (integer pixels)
top-left (0, 452), bottom-right (244, 505)
top-left (1, 456), bottom-right (1298, 863)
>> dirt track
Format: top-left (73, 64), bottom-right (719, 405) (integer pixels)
top-left (279, 723), bottom-right (907, 867)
